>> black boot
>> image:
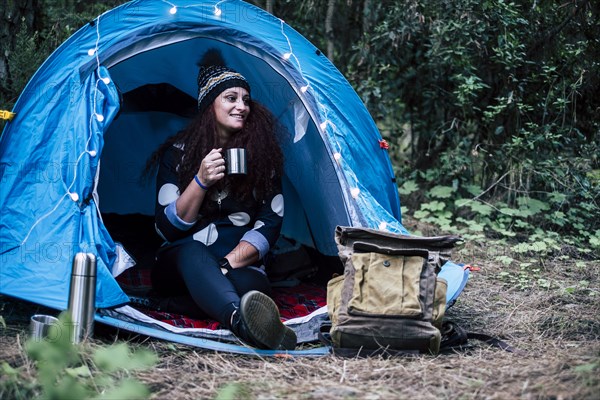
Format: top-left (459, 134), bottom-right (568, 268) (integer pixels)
top-left (230, 291), bottom-right (297, 350)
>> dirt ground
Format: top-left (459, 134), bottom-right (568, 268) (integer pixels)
top-left (1, 234), bottom-right (599, 399)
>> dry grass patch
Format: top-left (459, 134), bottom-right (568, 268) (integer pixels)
top-left (1, 236), bottom-right (599, 399)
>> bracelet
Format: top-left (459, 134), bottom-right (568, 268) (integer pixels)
top-left (194, 175), bottom-right (209, 191)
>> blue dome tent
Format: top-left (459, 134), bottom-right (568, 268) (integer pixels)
top-left (0, 0), bottom-right (413, 355)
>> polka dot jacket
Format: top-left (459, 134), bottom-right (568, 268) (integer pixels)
top-left (154, 144), bottom-right (284, 260)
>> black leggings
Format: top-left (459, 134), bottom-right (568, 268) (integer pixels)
top-left (151, 240), bottom-right (272, 326)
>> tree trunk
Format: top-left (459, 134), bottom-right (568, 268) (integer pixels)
top-left (0, 0), bottom-right (40, 102)
top-left (362, 0), bottom-right (372, 33)
top-left (266, 0), bottom-right (274, 14)
top-left (325, 0), bottom-right (335, 60)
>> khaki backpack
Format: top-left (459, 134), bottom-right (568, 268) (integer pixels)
top-left (327, 226), bottom-right (462, 354)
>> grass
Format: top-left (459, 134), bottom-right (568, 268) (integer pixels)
top-left (1, 219), bottom-right (599, 399)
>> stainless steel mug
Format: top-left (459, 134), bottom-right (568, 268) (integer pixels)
top-left (30, 314), bottom-right (60, 341)
top-left (68, 253), bottom-right (97, 344)
top-left (225, 148), bottom-right (247, 175)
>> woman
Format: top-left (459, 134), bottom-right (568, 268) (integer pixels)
top-left (144, 51), bottom-right (296, 350)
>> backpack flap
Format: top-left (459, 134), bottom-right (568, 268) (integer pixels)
top-left (335, 226), bottom-right (462, 271)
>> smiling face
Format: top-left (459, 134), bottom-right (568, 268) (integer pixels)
top-left (213, 87), bottom-right (250, 143)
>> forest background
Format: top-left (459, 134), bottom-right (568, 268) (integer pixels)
top-left (1, 0), bottom-right (598, 252)
top-left (0, 1), bottom-right (599, 399)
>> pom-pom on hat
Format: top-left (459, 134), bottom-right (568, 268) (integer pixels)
top-left (196, 49), bottom-right (251, 113)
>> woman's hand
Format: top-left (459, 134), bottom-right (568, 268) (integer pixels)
top-left (174, 148), bottom-right (226, 223)
top-left (197, 148), bottom-right (226, 188)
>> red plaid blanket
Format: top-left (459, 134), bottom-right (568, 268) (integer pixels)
top-left (117, 269), bottom-right (327, 330)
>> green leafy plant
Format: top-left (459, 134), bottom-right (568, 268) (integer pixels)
top-left (341, 0), bottom-right (599, 255)
top-left (24, 312), bottom-right (157, 400)
top-left (215, 383), bottom-right (251, 400)
top-left (1, 361), bottom-right (38, 400)
top-left (400, 171), bottom-right (598, 291)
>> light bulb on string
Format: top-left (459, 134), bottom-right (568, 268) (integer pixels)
top-left (378, 221), bottom-right (388, 231)
top-left (280, 18), bottom-right (348, 202)
top-left (169, 6), bottom-right (177, 14)
top-left (214, 6), bottom-right (222, 16)
top-left (23, 11), bottom-right (112, 247)
top-left (278, 16), bottom-right (357, 209)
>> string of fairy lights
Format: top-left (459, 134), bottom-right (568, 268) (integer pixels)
top-left (157, 1), bottom-right (382, 220)
top-left (265, 9), bottom-right (396, 231)
top-left (272, 13), bottom-right (383, 222)
top-left (273, 12), bottom-right (362, 199)
top-left (21, 8), bottom-right (115, 246)
top-left (21, 0), bottom-right (401, 246)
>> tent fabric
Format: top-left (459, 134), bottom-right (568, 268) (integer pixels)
top-left (0, 0), bottom-right (405, 312)
top-left (0, 0), bottom-right (428, 354)
top-left (438, 261), bottom-right (471, 307)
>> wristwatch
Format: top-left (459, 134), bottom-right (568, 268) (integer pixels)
top-left (218, 257), bottom-right (233, 274)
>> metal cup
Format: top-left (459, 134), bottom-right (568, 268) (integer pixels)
top-left (29, 314), bottom-right (60, 341)
top-left (224, 148), bottom-right (247, 175)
